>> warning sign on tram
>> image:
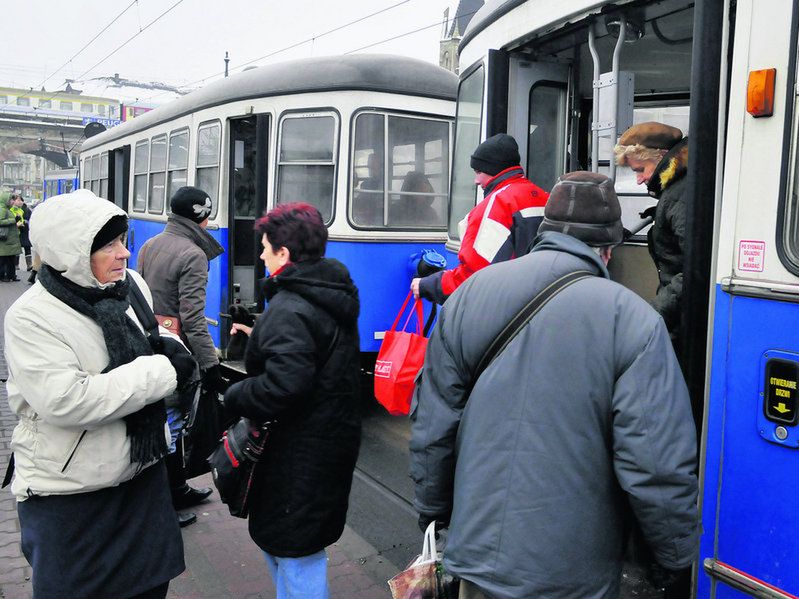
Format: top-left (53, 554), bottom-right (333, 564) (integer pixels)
top-left (738, 239), bottom-right (765, 272)
top-left (764, 359), bottom-right (798, 425)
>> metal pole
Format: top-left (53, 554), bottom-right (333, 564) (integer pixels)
top-left (224, 51), bottom-right (230, 78)
top-left (609, 19), bottom-right (626, 182)
top-left (588, 23), bottom-right (600, 172)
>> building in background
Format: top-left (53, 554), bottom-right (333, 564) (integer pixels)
top-left (439, 0), bottom-right (484, 75)
top-left (0, 76), bottom-right (188, 199)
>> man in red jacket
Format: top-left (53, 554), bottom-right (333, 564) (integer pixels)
top-left (411, 134), bottom-right (549, 304)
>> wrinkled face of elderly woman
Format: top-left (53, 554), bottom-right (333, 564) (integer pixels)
top-left (90, 234), bottom-right (131, 284)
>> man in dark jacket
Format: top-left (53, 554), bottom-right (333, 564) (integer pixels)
top-left (410, 171), bottom-right (699, 599)
top-left (411, 134), bottom-right (548, 304)
top-left (138, 186), bottom-right (224, 525)
top-left (615, 122), bottom-right (688, 341)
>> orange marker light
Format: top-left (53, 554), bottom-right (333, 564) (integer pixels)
top-left (747, 68), bottom-right (776, 117)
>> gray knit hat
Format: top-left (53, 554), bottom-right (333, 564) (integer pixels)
top-left (537, 171), bottom-right (623, 247)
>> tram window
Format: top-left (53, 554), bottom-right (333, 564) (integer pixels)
top-left (782, 73), bottom-right (799, 266)
top-left (528, 82), bottom-right (567, 193)
top-left (276, 115), bottom-right (336, 223)
top-left (0, 96), bottom-right (6, 105)
top-left (449, 64), bottom-right (485, 240)
top-left (196, 121), bottom-right (221, 219)
top-left (97, 104), bottom-right (106, 116)
top-left (60, 101), bottom-right (72, 111)
top-left (148, 135), bottom-right (167, 214)
top-left (167, 129), bottom-right (189, 203)
top-left (133, 140), bottom-right (149, 212)
top-left (350, 112), bottom-right (450, 229)
top-left (80, 103), bottom-right (93, 114)
top-left (16, 97), bottom-right (29, 107)
top-left (99, 153), bottom-right (109, 200)
top-left (91, 155), bottom-right (101, 195)
top-left (39, 99), bottom-right (51, 109)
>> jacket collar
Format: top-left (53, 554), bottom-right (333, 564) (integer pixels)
top-left (529, 231), bottom-right (610, 279)
top-left (647, 137), bottom-right (689, 198)
top-left (483, 166), bottom-right (525, 196)
top-left (165, 214), bottom-right (224, 260)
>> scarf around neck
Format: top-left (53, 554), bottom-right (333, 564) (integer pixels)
top-left (38, 265), bottom-right (168, 465)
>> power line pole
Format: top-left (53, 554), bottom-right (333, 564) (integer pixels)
top-left (224, 52), bottom-right (230, 78)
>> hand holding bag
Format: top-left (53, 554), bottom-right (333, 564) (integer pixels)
top-left (388, 521), bottom-right (458, 599)
top-left (374, 291), bottom-right (428, 415)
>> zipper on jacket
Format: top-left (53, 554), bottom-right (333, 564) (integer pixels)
top-left (61, 430), bottom-right (87, 473)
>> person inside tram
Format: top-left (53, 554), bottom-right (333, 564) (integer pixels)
top-left (389, 170), bottom-right (440, 227)
top-left (4, 190), bottom-right (193, 598)
top-left (223, 203), bottom-right (361, 598)
top-left (411, 134), bottom-right (549, 304)
top-left (352, 152), bottom-right (384, 226)
top-left (614, 121), bottom-right (688, 346)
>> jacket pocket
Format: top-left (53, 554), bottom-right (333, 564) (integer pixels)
top-left (60, 430), bottom-right (87, 473)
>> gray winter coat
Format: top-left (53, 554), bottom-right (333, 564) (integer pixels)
top-left (137, 215), bottom-right (224, 370)
top-left (410, 231), bottom-right (699, 599)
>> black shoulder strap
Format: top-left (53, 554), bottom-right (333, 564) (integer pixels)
top-left (473, 270), bottom-right (594, 381)
top-left (128, 275), bottom-right (161, 343)
top-left (2, 454), bottom-right (14, 489)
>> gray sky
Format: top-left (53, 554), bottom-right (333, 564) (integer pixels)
top-left (4, 0), bottom-right (459, 93)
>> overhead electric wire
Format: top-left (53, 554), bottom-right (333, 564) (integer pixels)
top-left (34, 0), bottom-right (138, 90)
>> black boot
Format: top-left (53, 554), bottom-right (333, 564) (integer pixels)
top-left (177, 511), bottom-right (197, 528)
top-left (166, 440), bottom-right (213, 510)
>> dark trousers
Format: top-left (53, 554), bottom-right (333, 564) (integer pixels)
top-left (129, 582), bottom-right (169, 599)
top-left (0, 255), bottom-right (16, 280)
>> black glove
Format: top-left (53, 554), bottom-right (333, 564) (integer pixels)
top-left (14, 215), bottom-right (21, 222)
top-left (639, 205), bottom-right (657, 221)
top-left (202, 364), bottom-right (230, 394)
top-left (645, 563), bottom-right (688, 591)
top-left (160, 337), bottom-right (196, 390)
top-left (418, 513), bottom-right (449, 537)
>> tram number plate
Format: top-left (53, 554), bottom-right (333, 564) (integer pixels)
top-left (764, 359), bottom-right (798, 425)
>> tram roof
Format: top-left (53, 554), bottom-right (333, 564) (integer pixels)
top-left (82, 54), bottom-right (458, 151)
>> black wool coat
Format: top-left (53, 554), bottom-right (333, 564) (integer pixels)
top-left (224, 258), bottom-right (362, 557)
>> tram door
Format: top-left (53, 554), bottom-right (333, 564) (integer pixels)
top-left (225, 115), bottom-right (269, 350)
top-left (507, 55), bottom-right (569, 194)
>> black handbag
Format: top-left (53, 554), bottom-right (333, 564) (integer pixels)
top-left (207, 417), bottom-right (273, 518)
top-left (182, 383), bottom-right (235, 479)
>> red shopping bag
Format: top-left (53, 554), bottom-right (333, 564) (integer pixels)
top-left (374, 291), bottom-right (428, 415)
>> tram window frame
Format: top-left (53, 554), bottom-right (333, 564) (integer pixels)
top-left (777, 37), bottom-right (799, 273)
top-left (449, 62), bottom-right (485, 241)
top-left (80, 103), bottom-right (93, 114)
top-left (97, 104), bottom-right (106, 116)
top-left (38, 99), bottom-right (51, 109)
top-left (348, 109), bottom-right (451, 231)
top-left (196, 120), bottom-right (221, 220)
top-left (99, 153), bottom-right (109, 199)
top-left (275, 111), bottom-right (338, 225)
top-left (90, 155), bottom-right (101, 196)
top-left (166, 128), bottom-right (190, 206)
top-left (82, 156), bottom-right (93, 190)
top-left (132, 140), bottom-right (150, 213)
top-left (16, 96), bottom-right (29, 107)
top-left (148, 134), bottom-right (167, 215)
top-left (60, 101), bottom-right (73, 111)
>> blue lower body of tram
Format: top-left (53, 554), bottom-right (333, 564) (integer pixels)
top-left (127, 217), bottom-right (455, 354)
top-left (698, 286), bottom-right (799, 597)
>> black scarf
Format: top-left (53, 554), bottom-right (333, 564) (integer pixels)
top-left (38, 265), bottom-right (168, 465)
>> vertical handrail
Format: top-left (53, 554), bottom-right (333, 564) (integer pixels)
top-left (609, 19), bottom-right (627, 182)
top-left (588, 22), bottom-right (600, 172)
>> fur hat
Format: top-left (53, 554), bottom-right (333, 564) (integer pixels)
top-left (170, 186), bottom-right (213, 223)
top-left (90, 214), bottom-right (128, 254)
top-left (537, 171), bottom-right (623, 247)
top-left (470, 134), bottom-right (521, 176)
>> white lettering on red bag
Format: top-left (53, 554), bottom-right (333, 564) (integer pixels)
top-left (374, 360), bottom-right (392, 378)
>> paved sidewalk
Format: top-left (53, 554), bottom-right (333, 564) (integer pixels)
top-left (0, 277), bottom-right (394, 598)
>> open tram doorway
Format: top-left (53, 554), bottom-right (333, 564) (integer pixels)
top-left (222, 114), bottom-right (269, 357)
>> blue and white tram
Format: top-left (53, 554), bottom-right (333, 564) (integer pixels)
top-left (79, 54), bottom-right (457, 366)
top-left (453, 0), bottom-right (798, 597)
top-left (43, 167), bottom-right (79, 200)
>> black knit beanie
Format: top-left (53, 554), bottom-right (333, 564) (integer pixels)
top-left (537, 171), bottom-right (623, 247)
top-left (470, 134), bottom-right (521, 176)
top-left (91, 215), bottom-right (128, 254)
top-left (170, 186), bottom-right (213, 223)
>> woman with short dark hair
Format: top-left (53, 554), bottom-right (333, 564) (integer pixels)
top-left (224, 202), bottom-right (362, 598)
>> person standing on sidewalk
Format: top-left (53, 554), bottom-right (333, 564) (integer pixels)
top-left (4, 189), bottom-right (193, 598)
top-left (138, 186), bottom-right (224, 526)
top-left (410, 172), bottom-right (699, 599)
top-left (411, 134), bottom-right (549, 304)
top-left (12, 195), bottom-right (32, 272)
top-left (223, 203), bottom-right (361, 599)
top-left (0, 194), bottom-right (22, 282)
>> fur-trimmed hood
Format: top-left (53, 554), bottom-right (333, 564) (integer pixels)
top-left (647, 137), bottom-right (689, 198)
